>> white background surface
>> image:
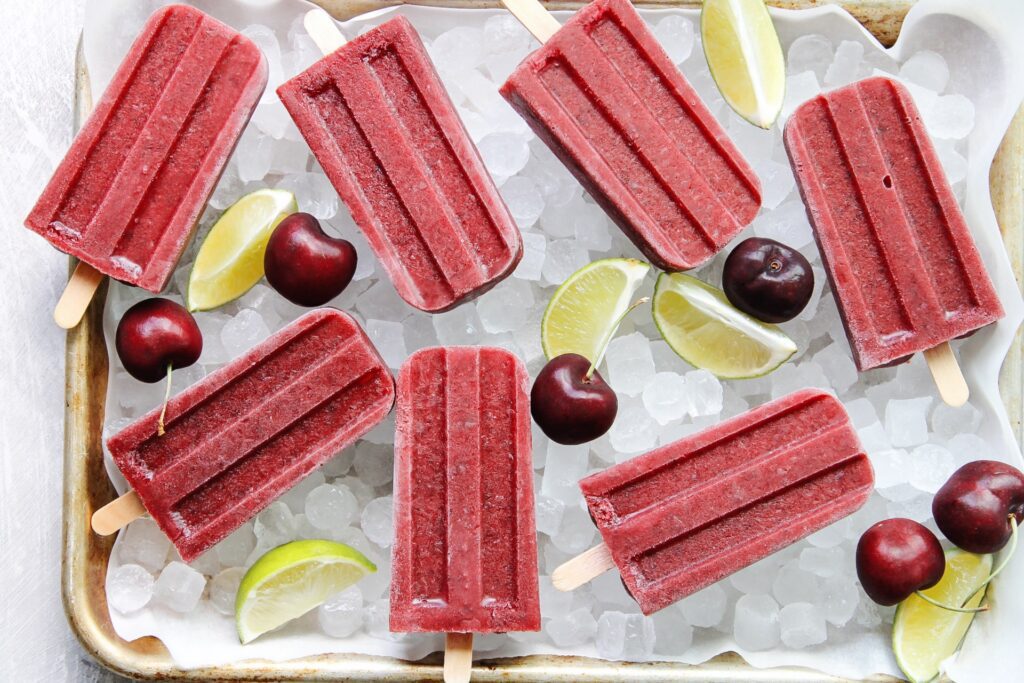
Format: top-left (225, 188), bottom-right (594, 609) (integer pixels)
top-left (0, 0), bottom-right (125, 680)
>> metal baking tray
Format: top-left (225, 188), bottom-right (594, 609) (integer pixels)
top-left (60, 0), bottom-right (1023, 680)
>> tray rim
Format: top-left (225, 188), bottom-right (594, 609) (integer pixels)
top-left (60, 0), bottom-right (1022, 680)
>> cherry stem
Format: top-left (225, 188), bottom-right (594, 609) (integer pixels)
top-left (958, 515), bottom-right (1019, 608)
top-left (585, 297), bottom-right (651, 381)
top-left (157, 363), bottom-right (173, 437)
top-left (913, 589), bottom-right (989, 614)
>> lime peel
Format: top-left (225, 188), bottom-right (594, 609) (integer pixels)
top-left (652, 272), bottom-right (796, 379)
top-left (187, 188), bottom-right (297, 312)
top-left (541, 258), bottom-right (651, 365)
top-left (235, 539), bottom-right (375, 644)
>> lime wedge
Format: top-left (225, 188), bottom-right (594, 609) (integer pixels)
top-left (652, 272), bottom-right (795, 378)
top-left (702, 0), bottom-right (785, 129)
top-left (893, 549), bottom-right (992, 683)
top-left (235, 539), bottom-right (375, 644)
top-left (187, 188), bottom-right (297, 311)
top-left (541, 258), bottom-right (651, 364)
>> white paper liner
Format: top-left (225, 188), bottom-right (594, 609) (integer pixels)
top-left (83, 0), bottom-right (1024, 679)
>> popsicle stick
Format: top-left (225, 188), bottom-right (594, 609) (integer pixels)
top-left (91, 490), bottom-right (146, 536)
top-left (304, 8), bottom-right (347, 55)
top-left (444, 633), bottom-right (473, 683)
top-left (501, 0), bottom-right (562, 43)
top-left (552, 543), bottom-right (615, 591)
top-left (54, 261), bottom-right (104, 329)
top-left (924, 342), bottom-right (969, 407)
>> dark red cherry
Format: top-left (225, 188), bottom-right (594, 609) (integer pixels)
top-left (531, 353), bottom-right (617, 445)
top-left (723, 237), bottom-right (814, 323)
top-left (856, 518), bottom-right (945, 606)
top-left (933, 460), bottom-right (1024, 554)
top-left (264, 212), bottom-right (357, 307)
top-left (115, 298), bottom-right (202, 383)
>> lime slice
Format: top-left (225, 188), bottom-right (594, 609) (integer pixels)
top-left (702, 0), bottom-right (785, 129)
top-left (541, 258), bottom-right (651, 364)
top-left (235, 539), bottom-right (375, 644)
top-left (652, 272), bottom-right (795, 378)
top-left (187, 188), bottom-right (297, 311)
top-left (893, 549), bottom-right (992, 683)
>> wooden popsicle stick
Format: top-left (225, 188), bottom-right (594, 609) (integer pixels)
top-left (91, 490), bottom-right (146, 535)
top-left (54, 261), bottom-right (104, 329)
top-left (501, 0), bottom-right (562, 43)
top-left (924, 342), bottom-right (969, 407)
top-left (304, 8), bottom-right (347, 55)
top-left (552, 542), bottom-right (615, 591)
top-left (443, 633), bottom-right (474, 683)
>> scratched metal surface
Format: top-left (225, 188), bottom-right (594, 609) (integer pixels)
top-left (0, 0), bottom-right (126, 680)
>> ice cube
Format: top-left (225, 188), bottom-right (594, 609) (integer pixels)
top-left (236, 127), bottom-right (275, 182)
top-left (773, 560), bottom-right (821, 605)
top-left (305, 484), bottom-right (360, 530)
top-left (679, 583), bottom-right (728, 628)
top-left (119, 518), bottom-right (171, 572)
top-left (483, 14), bottom-right (532, 55)
top-left (479, 132), bottom-right (531, 177)
top-left (653, 608), bottom-right (693, 655)
top-left (221, 308), bottom-right (270, 359)
top-left (361, 496), bottom-right (394, 547)
top-left (153, 561), bottom-right (206, 613)
top-left (254, 501), bottom-right (298, 547)
top-left (908, 444), bottom-right (956, 493)
top-left (513, 231), bottom-right (547, 281)
top-left (477, 279), bottom-right (535, 334)
top-left (540, 575), bottom-right (573, 615)
top-left (547, 608), bottom-right (598, 647)
top-left (551, 505), bottom-right (596, 554)
top-left (209, 567), bottom-right (244, 615)
top-left (899, 50), bottom-right (949, 94)
top-left (728, 112), bottom-right (775, 164)
top-left (806, 516), bottom-right (852, 549)
top-left (654, 16), bottom-right (694, 64)
top-left (642, 372), bottom-right (690, 424)
top-left (320, 447), bottom-right (356, 479)
top-left (946, 433), bottom-right (989, 466)
top-left (106, 564), bottom-right (154, 614)
top-left (870, 448), bottom-right (908, 489)
top-left (280, 469), bottom-right (325, 513)
top-left (596, 612), bottom-right (656, 661)
top-left (844, 398), bottom-right (878, 429)
top-left (781, 71), bottom-right (822, 121)
top-left (610, 399), bottom-right (658, 455)
top-left (752, 201), bottom-right (814, 249)
top-left (433, 305), bottom-right (484, 345)
top-left (686, 370), bottom-right (724, 418)
top-left (535, 495), bottom-right (566, 537)
top-left (606, 332), bottom-right (656, 397)
top-left (822, 575), bottom-right (860, 626)
top-left (730, 554), bottom-right (780, 594)
top-left (756, 159), bottom-right (796, 210)
top-left (812, 343), bottom-right (857, 393)
top-left (885, 397), bottom-right (932, 447)
top-left (541, 442), bottom-right (589, 504)
top-left (733, 594), bottom-right (781, 651)
top-left (799, 546), bottom-right (845, 578)
top-left (823, 41), bottom-right (865, 88)
top-left (934, 140), bottom-right (968, 185)
top-left (214, 523), bottom-right (256, 568)
top-left (930, 401), bottom-right (982, 440)
top-left (353, 441), bottom-right (394, 488)
top-left (780, 602), bottom-right (827, 648)
top-left (542, 239), bottom-right (589, 286)
top-left (356, 280), bottom-right (409, 323)
top-left (500, 175), bottom-right (545, 228)
top-left (858, 422), bottom-right (892, 453)
top-left (787, 35), bottom-right (833, 80)
top-left (319, 585), bottom-right (364, 638)
top-left (927, 94), bottom-right (975, 140)
top-left (574, 202), bottom-right (613, 252)
top-left (430, 27), bottom-right (484, 74)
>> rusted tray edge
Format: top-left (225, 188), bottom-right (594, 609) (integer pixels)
top-left (59, 0), bottom-right (1020, 680)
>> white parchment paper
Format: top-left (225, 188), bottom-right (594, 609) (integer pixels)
top-left (84, 0), bottom-right (1024, 679)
